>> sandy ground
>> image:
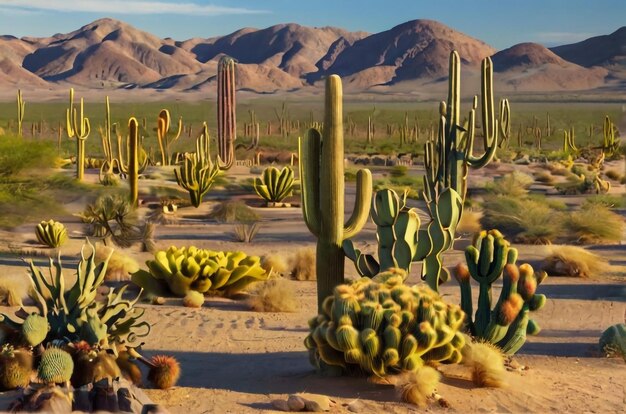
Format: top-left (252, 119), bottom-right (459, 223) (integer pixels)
top-left (0, 162), bottom-right (625, 413)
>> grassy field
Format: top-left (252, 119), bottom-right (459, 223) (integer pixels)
top-left (0, 99), bottom-right (622, 160)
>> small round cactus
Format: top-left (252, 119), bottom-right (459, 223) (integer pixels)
top-left (147, 355), bottom-right (180, 389)
top-left (182, 291), bottom-right (205, 308)
top-left (21, 314), bottom-right (49, 347)
top-left (0, 345), bottom-right (33, 390)
top-left (35, 220), bottom-right (68, 248)
top-left (38, 348), bottom-right (74, 384)
top-left (599, 323), bottom-right (626, 360)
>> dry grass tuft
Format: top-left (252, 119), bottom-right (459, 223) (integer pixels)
top-left (290, 248), bottom-right (316, 281)
top-left (462, 341), bottom-right (507, 388)
top-left (541, 245), bottom-right (609, 278)
top-left (604, 169), bottom-right (622, 181)
top-left (0, 276), bottom-right (27, 306)
top-left (564, 205), bottom-right (624, 244)
top-left (395, 366), bottom-right (441, 407)
top-left (261, 254), bottom-right (289, 276)
top-left (533, 171), bottom-right (555, 185)
top-left (246, 278), bottom-right (298, 312)
top-left (457, 210), bottom-right (483, 234)
top-left (486, 171), bottom-right (534, 197)
top-left (94, 245), bottom-right (139, 282)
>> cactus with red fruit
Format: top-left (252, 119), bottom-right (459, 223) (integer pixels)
top-left (453, 230), bottom-right (547, 354)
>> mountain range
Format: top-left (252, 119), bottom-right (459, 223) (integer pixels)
top-left (0, 18), bottom-right (624, 94)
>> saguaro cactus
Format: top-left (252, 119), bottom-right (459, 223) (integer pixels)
top-left (563, 127), bottom-right (578, 154)
top-left (217, 56), bottom-right (236, 169)
top-left (66, 88), bottom-right (91, 181)
top-left (127, 118), bottom-right (140, 207)
top-left (16, 89), bottom-right (25, 137)
top-left (156, 109), bottom-right (182, 166)
top-left (602, 115), bottom-right (619, 156)
top-left (300, 75), bottom-right (373, 311)
top-left (423, 51), bottom-right (499, 207)
top-left (498, 98), bottom-right (510, 148)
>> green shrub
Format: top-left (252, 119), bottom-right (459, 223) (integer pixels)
top-left (564, 205), bottom-right (624, 244)
top-left (485, 172), bottom-right (534, 197)
top-left (207, 200), bottom-right (260, 223)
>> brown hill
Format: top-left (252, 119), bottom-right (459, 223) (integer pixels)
top-left (21, 18), bottom-right (201, 85)
top-left (179, 23), bottom-right (367, 78)
top-left (551, 27), bottom-right (626, 79)
top-left (491, 43), bottom-right (608, 91)
top-left (310, 19), bottom-right (495, 85)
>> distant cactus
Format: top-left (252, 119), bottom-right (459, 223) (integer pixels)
top-left (147, 355), bottom-right (180, 389)
top-left (174, 122), bottom-right (220, 207)
top-left (35, 219), bottom-right (68, 248)
top-left (217, 56), bottom-right (237, 169)
top-left (453, 230), bottom-right (547, 354)
top-left (254, 166), bottom-right (295, 205)
top-left (299, 75), bottom-right (372, 311)
top-left (563, 127), bottom-right (578, 154)
top-left (66, 88), bottom-right (91, 181)
top-left (38, 348), bottom-right (74, 384)
top-left (602, 115), bottom-right (620, 157)
top-left (156, 109), bottom-right (182, 166)
top-left (305, 269), bottom-right (465, 376)
top-left (16, 89), bottom-right (25, 137)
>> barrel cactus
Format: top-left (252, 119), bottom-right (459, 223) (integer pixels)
top-left (133, 246), bottom-right (270, 297)
top-left (254, 166), bottom-right (295, 205)
top-left (0, 345), bottom-right (32, 390)
top-left (599, 323), bottom-right (626, 360)
top-left (453, 230), bottom-right (547, 355)
top-left (35, 220), bottom-right (68, 248)
top-left (38, 348), bottom-right (74, 384)
top-left (305, 269), bottom-right (465, 376)
top-left (21, 313), bottom-right (49, 347)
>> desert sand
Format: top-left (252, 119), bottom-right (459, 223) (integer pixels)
top-left (0, 160), bottom-right (624, 413)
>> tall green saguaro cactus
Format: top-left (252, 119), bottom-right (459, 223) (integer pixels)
top-left (16, 89), bottom-right (25, 137)
top-left (127, 118), bottom-right (140, 207)
top-left (498, 99), bottom-right (510, 148)
top-left (563, 126), bottom-right (578, 154)
top-left (602, 115), bottom-right (619, 156)
top-left (66, 88), bottom-right (91, 181)
top-left (217, 56), bottom-right (236, 170)
top-left (300, 75), bottom-right (373, 311)
top-left (424, 51), bottom-right (499, 207)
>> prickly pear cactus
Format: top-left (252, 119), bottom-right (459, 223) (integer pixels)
top-left (134, 246), bottom-right (269, 297)
top-left (38, 348), bottom-right (74, 384)
top-left (305, 269), bottom-right (465, 376)
top-left (599, 323), bottom-right (626, 360)
top-left (454, 230), bottom-right (547, 355)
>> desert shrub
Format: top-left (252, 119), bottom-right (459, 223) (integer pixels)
top-left (207, 200), bottom-right (260, 224)
top-left (373, 174), bottom-right (423, 199)
top-left (485, 171), bottom-right (533, 197)
top-left (481, 195), bottom-right (561, 244)
top-left (290, 248), bottom-right (316, 281)
top-left (461, 341), bottom-right (506, 388)
top-left (0, 138), bottom-right (56, 178)
top-left (94, 245), bottom-right (140, 282)
top-left (564, 204), bottom-right (624, 244)
top-left (232, 222), bottom-right (260, 243)
top-left (604, 169), bottom-right (622, 181)
top-left (246, 278), bottom-right (297, 312)
top-left (0, 276), bottom-right (27, 306)
top-left (527, 194), bottom-right (568, 210)
top-left (541, 245), bottom-right (609, 278)
top-left (389, 165), bottom-right (408, 177)
top-left (457, 210), bottom-right (482, 234)
top-left (583, 194), bottom-right (626, 209)
top-left (533, 171), bottom-right (555, 185)
top-left (260, 254), bottom-right (289, 276)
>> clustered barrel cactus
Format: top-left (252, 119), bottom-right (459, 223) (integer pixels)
top-left (305, 269), bottom-right (465, 376)
top-left (453, 230), bottom-right (547, 355)
top-left (254, 166), bottom-right (295, 205)
top-left (35, 219), bottom-right (68, 248)
top-left (133, 246), bottom-right (269, 297)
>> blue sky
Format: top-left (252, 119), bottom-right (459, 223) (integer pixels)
top-left (0, 0), bottom-right (624, 49)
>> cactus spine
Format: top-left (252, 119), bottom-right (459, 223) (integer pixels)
top-left (16, 89), bottom-right (25, 137)
top-left (217, 56), bottom-right (236, 169)
top-left (300, 75), bottom-right (373, 311)
top-left (66, 88), bottom-right (91, 181)
top-left (156, 109), bottom-right (182, 166)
